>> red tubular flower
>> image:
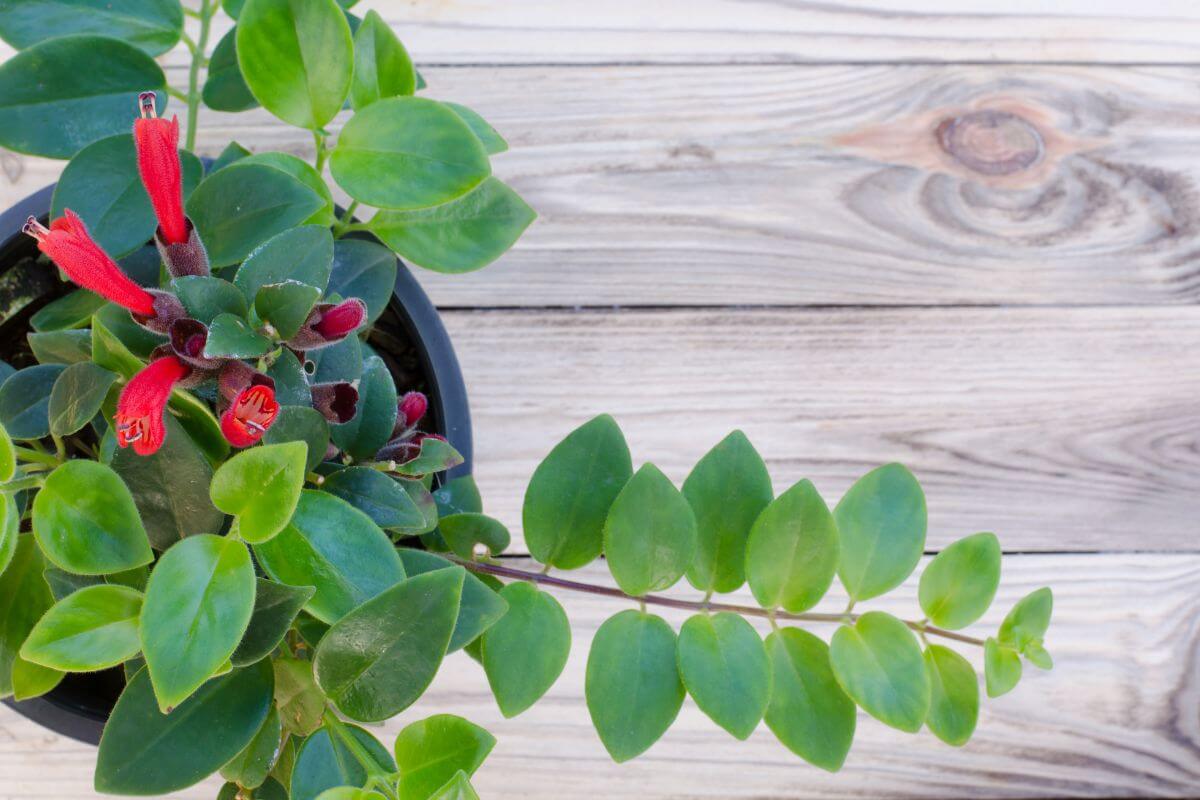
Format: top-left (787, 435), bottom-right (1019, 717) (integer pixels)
top-left (221, 383), bottom-right (280, 448)
top-left (115, 356), bottom-right (191, 456)
top-left (134, 92), bottom-right (187, 246)
top-left (398, 391), bottom-right (428, 429)
top-left (23, 211), bottom-right (156, 317)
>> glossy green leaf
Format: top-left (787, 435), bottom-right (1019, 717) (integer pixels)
top-left (919, 532), bottom-right (1001, 630)
top-left (428, 772), bottom-right (480, 800)
top-left (439, 513), bottom-right (510, 560)
top-left (480, 581), bottom-right (568, 717)
top-left (263, 406), bottom-right (330, 472)
top-left (0, 422), bottom-right (13, 482)
top-left (998, 587), bottom-right (1053, 653)
top-left (677, 612), bottom-right (770, 740)
top-left (42, 567), bottom-right (101, 600)
top-left (432, 474), bottom-right (482, 517)
top-left (0, 364), bottom-right (65, 439)
top-left (330, 97), bottom-right (491, 210)
top-left (203, 27), bottom-right (259, 112)
top-left (237, 0), bottom-right (354, 129)
top-left (33, 460), bottom-right (152, 574)
top-left (90, 312), bottom-right (143, 377)
top-left (232, 579), bottom-right (316, 666)
top-left (586, 610), bottom-right (683, 762)
top-left (50, 133), bottom-right (202, 258)
top-left (256, 281), bottom-right (322, 340)
top-left (28, 329), bottom-right (94, 365)
top-left (984, 637), bottom-right (1022, 698)
top-left (30, 288), bottom-right (106, 331)
top-left (603, 463), bottom-right (696, 596)
top-left (48, 361), bottom-right (117, 436)
top-left (522, 414), bottom-right (632, 569)
top-left (331, 356), bottom-right (396, 459)
top-left (274, 656), bottom-right (325, 737)
top-left (267, 348), bottom-right (312, 406)
top-left (95, 661), bottom-right (274, 795)
top-left (835, 463), bottom-right (927, 602)
top-left (254, 490), bottom-right (406, 623)
top-left (393, 714), bottom-right (494, 800)
top-left (234, 224), bottom-right (334, 301)
top-left (210, 441), bottom-right (307, 544)
top-left (309, 333), bottom-right (361, 383)
top-left (187, 163), bottom-right (325, 267)
top-left (315, 789), bottom-right (386, 800)
top-left (830, 611), bottom-right (930, 733)
top-left (95, 302), bottom-right (163, 358)
top-left (924, 644), bottom-right (979, 747)
top-left (171, 276), bottom-right (248, 325)
top-left (211, 140), bottom-right (252, 172)
top-left (11, 654), bottom-right (63, 700)
top-left (328, 239), bottom-right (397, 326)
top-left (397, 550), bottom-right (508, 653)
top-left (683, 430), bottom-right (774, 594)
top-left (19, 584), bottom-right (142, 671)
top-left (0, 535), bottom-right (55, 697)
top-left (221, 705), bottom-right (282, 789)
top-left (291, 724), bottom-right (394, 800)
top-left (140, 535), bottom-right (256, 712)
top-left (445, 103), bottom-right (507, 155)
top-left (203, 313), bottom-right (272, 359)
top-left (369, 178), bottom-right (534, 274)
top-left (0, 0), bottom-right (182, 54)
top-left (314, 568), bottom-right (464, 721)
top-left (744, 479), bottom-right (838, 613)
top-left (391, 436), bottom-right (464, 477)
top-left (240, 152), bottom-right (336, 227)
top-left (1025, 640), bottom-right (1054, 671)
top-left (0, 36), bottom-right (166, 158)
top-left (322, 467), bottom-right (424, 530)
top-left (763, 627), bottom-right (856, 772)
top-left (0, 496), bottom-right (15, 576)
top-left (350, 9), bottom-right (415, 110)
top-left (400, 477), bottom-right (439, 535)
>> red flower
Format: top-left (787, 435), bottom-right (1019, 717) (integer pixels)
top-left (221, 384), bottom-right (280, 448)
top-left (314, 298), bottom-right (367, 339)
top-left (115, 356), bottom-right (191, 456)
top-left (398, 391), bottom-right (427, 429)
top-left (23, 211), bottom-right (156, 318)
top-left (134, 92), bottom-right (187, 245)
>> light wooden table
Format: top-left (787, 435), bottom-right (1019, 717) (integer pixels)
top-left (3, 2), bottom-right (1200, 798)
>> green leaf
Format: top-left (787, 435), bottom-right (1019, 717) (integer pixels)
top-left (267, 348), bottom-right (312, 406)
top-left (998, 587), bottom-right (1053, 653)
top-left (256, 281), bottom-right (322, 340)
top-left (0, 0), bottom-right (183, 55)
top-left (391, 436), bottom-right (464, 477)
top-left (254, 490), bottom-right (406, 623)
top-left (0, 496), bottom-right (15, 576)
top-left (90, 312), bottom-right (143, 377)
top-left (50, 133), bottom-right (202, 258)
top-left (140, 535), bottom-right (256, 712)
top-left (291, 724), bottom-right (394, 800)
top-left (274, 656), bottom-right (325, 737)
top-left (328, 239), bottom-right (397, 326)
top-left (203, 313), bottom-right (272, 359)
top-left (393, 714), bottom-right (495, 800)
top-left (330, 97), bottom-right (491, 210)
top-left (210, 441), bottom-right (307, 543)
top-left (433, 474), bottom-right (482, 517)
top-left (603, 463), bottom-right (696, 596)
top-left (314, 568), bottom-right (464, 721)
top-left (683, 430), bottom-right (774, 594)
top-left (187, 163), bottom-right (325, 267)
top-left (400, 477), bottom-right (439, 535)
top-left (48, 361), bottom-right (117, 436)
top-left (240, 152), bottom-right (336, 226)
top-left (203, 27), bottom-right (259, 112)
top-left (315, 789), bottom-right (386, 800)
top-left (677, 612), bottom-right (770, 740)
top-left (522, 414), bottom-right (632, 569)
top-left (480, 581), bottom-right (569, 717)
top-left (0, 422), bottom-right (13, 482)
top-left (28, 329), bottom-right (94, 365)
top-left (0, 36), bottom-right (166, 158)
top-left (984, 636), bottom-right (1022, 698)
top-left (439, 512), bottom-right (510, 560)
top-left (428, 772), bottom-right (480, 800)
top-left (95, 661), bottom-right (274, 795)
top-left (322, 466), bottom-right (424, 530)
top-left (1025, 640), bottom-right (1053, 671)
top-left (0, 364), bottom-right (65, 439)
top-left (234, 224), bottom-right (334, 301)
top-left (237, 0), bottom-right (354, 129)
top-left (32, 460), bottom-right (152, 574)
top-left (835, 463), bottom-right (927, 602)
top-left (171, 276), bottom-right (248, 325)
top-left (397, 550), bottom-right (508, 653)
top-left (309, 333), bottom-right (361, 383)
top-left (350, 9), bottom-right (415, 110)
top-left (369, 178), bottom-right (534, 274)
top-left (918, 532), bottom-right (1001, 630)
top-left (232, 579), bottom-right (316, 666)
top-left (744, 479), bottom-right (838, 613)
top-left (19, 583), bottom-right (142, 671)
top-left (331, 356), bottom-right (397, 459)
top-left (221, 705), bottom-right (282, 789)
top-left (0, 535), bottom-right (55, 697)
top-left (11, 654), bottom-right (63, 700)
top-left (263, 406), bottom-right (330, 472)
top-left (924, 644), bottom-right (979, 747)
top-left (42, 567), bottom-right (102, 600)
top-left (830, 611), bottom-right (930, 733)
top-left (586, 610), bottom-right (684, 762)
top-left (763, 627), bottom-right (856, 772)
top-left (30, 289), bottom-right (107, 332)
top-left (212, 140), bottom-right (252, 172)
top-left (445, 103), bottom-right (507, 155)
top-left (113, 414), bottom-right (226, 550)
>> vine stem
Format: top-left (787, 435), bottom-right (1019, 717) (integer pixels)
top-left (322, 709), bottom-right (397, 798)
top-left (13, 446), bottom-right (60, 467)
top-left (446, 556), bottom-right (986, 647)
top-left (331, 201), bottom-right (361, 237)
top-left (184, 0), bottom-right (215, 152)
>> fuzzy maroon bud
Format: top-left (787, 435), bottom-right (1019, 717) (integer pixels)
top-left (286, 298), bottom-right (368, 350)
top-left (311, 382), bottom-right (359, 424)
top-left (398, 391), bottom-right (427, 429)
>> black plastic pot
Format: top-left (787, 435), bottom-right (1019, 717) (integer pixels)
top-left (0, 183), bottom-right (472, 745)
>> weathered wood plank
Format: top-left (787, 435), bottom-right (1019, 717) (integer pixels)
top-left (5, 65), bottom-right (1200, 307)
top-left (2, 553), bottom-right (1197, 798)
top-left (446, 306), bottom-right (1200, 553)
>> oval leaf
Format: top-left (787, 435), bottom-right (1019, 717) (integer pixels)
top-left (220, 705), bottom-right (282, 789)
top-left (835, 463), bottom-right (927, 602)
top-left (263, 406), bottom-right (330, 472)
top-left (830, 611), bottom-right (931, 733)
top-left (240, 152), bottom-right (336, 226)
top-left (19, 583), bottom-right (142, 672)
top-left (0, 535), bottom-right (55, 697)
top-left (0, 0), bottom-right (183, 55)
top-left (48, 361), bottom-right (117, 436)
top-left (203, 313), bottom-right (272, 359)
top-left (323, 466), bottom-right (424, 531)
top-left (0, 422), bottom-right (13, 482)
top-left (603, 463), bottom-right (696, 596)
top-left (439, 512), bottom-right (511, 560)
top-left (350, 9), bottom-right (415, 110)
top-left (232, 578), bottom-right (316, 666)
top-left (234, 224), bottom-right (334, 301)
top-left (291, 724), bottom-right (395, 800)
top-left (924, 644), bottom-right (979, 747)
top-left (210, 441), bottom-right (307, 544)
top-left (171, 275), bottom-right (249, 325)
top-left (203, 27), bottom-right (259, 112)
top-left (983, 636), bottom-right (1022, 698)
top-left (480, 581), bottom-right (569, 717)
top-left (398, 549), bottom-right (508, 653)
top-left (328, 239), bottom-right (397, 326)
top-left (393, 714), bottom-right (495, 800)
top-left (744, 479), bottom-right (838, 613)
top-left (918, 532), bottom-right (1002, 630)
top-left (331, 356), bottom-right (397, 460)
top-left (677, 612), bottom-right (770, 740)
top-left (0, 364), bottom-right (66, 439)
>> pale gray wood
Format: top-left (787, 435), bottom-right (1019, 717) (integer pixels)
top-left (2, 554), bottom-right (1197, 798)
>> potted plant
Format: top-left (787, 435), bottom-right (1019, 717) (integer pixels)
top-left (0, 1), bottom-right (1055, 798)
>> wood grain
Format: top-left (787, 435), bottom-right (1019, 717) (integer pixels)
top-left (3, 553), bottom-right (1198, 799)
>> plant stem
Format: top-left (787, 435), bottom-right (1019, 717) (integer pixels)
top-left (322, 709), bottom-right (392, 785)
top-left (447, 556), bottom-right (986, 647)
top-left (331, 201), bottom-right (361, 237)
top-left (184, 0), bottom-right (215, 152)
top-left (313, 131), bottom-right (329, 173)
top-left (13, 446), bottom-right (61, 467)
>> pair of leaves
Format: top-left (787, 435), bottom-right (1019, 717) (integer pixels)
top-left (985, 587), bottom-right (1054, 697)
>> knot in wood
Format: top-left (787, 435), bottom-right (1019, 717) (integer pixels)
top-left (935, 110), bottom-right (1044, 176)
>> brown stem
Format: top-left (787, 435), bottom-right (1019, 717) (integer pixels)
top-left (447, 555), bottom-right (985, 647)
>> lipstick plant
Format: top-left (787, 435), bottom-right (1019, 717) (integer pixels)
top-left (0, 1), bottom-right (1053, 799)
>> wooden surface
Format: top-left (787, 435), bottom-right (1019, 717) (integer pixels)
top-left (2, 1), bottom-right (1199, 798)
